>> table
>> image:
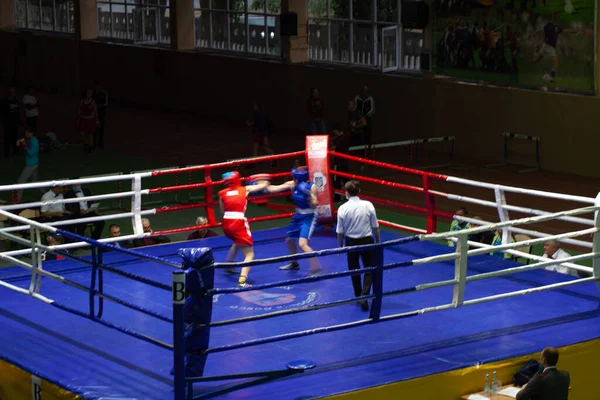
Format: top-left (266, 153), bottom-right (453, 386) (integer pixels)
top-left (461, 385), bottom-right (521, 400)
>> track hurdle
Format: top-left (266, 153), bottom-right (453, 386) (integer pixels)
top-left (485, 132), bottom-right (540, 174)
top-left (349, 136), bottom-right (456, 170)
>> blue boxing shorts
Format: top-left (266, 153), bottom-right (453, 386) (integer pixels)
top-left (287, 211), bottom-right (317, 240)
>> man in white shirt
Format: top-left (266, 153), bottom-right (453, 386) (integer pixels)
top-left (542, 240), bottom-right (578, 276)
top-left (22, 86), bottom-right (39, 134)
top-left (40, 186), bottom-right (71, 220)
top-left (336, 180), bottom-right (380, 311)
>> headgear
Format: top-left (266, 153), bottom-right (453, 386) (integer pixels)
top-left (291, 166), bottom-right (309, 182)
top-left (222, 171), bottom-right (241, 187)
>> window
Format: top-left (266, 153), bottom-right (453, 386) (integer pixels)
top-left (308, 0), bottom-right (423, 71)
top-left (15, 0), bottom-right (75, 33)
top-left (194, 0), bottom-right (280, 56)
top-left (97, 0), bottom-right (171, 45)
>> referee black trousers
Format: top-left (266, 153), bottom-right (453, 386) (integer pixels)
top-left (345, 236), bottom-right (374, 297)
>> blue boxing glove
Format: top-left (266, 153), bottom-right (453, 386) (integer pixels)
top-left (297, 181), bottom-right (312, 196)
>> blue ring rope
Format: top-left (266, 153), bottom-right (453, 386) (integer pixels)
top-left (90, 288), bottom-right (173, 323)
top-left (51, 301), bottom-right (173, 350)
top-left (97, 262), bottom-right (172, 291)
top-left (211, 235), bottom-right (420, 269)
top-left (208, 266), bottom-right (379, 295)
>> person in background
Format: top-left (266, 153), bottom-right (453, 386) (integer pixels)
top-left (76, 89), bottom-right (100, 153)
top-left (187, 217), bottom-right (219, 240)
top-left (133, 218), bottom-right (171, 247)
top-left (108, 224), bottom-right (133, 249)
top-left (44, 233), bottom-right (69, 261)
top-left (354, 85), bottom-right (375, 148)
top-left (542, 240), bottom-right (580, 276)
top-left (330, 122), bottom-right (350, 202)
top-left (93, 81), bottom-right (108, 150)
top-left (22, 86), bottom-right (40, 134)
top-left (347, 100), bottom-right (366, 155)
top-left (490, 227), bottom-right (515, 259)
top-left (64, 181), bottom-right (105, 240)
top-left (15, 128), bottom-right (40, 202)
top-left (246, 101), bottom-right (275, 168)
top-left (306, 88), bottom-right (326, 134)
top-left (449, 207), bottom-right (471, 247)
top-left (1, 87), bottom-right (21, 157)
top-left (516, 347), bottom-right (570, 400)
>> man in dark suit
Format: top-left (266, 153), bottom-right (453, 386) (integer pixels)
top-left (64, 182), bottom-right (105, 240)
top-left (516, 347), bottom-right (570, 400)
top-left (132, 218), bottom-right (171, 247)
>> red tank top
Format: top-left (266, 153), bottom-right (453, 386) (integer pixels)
top-left (218, 187), bottom-right (247, 214)
top-left (79, 100), bottom-right (95, 118)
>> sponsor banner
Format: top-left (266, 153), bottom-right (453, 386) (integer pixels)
top-left (305, 135), bottom-right (335, 224)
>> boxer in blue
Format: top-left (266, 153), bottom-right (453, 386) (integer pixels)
top-left (265, 166), bottom-right (322, 275)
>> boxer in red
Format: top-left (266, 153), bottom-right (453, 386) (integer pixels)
top-left (219, 171), bottom-right (270, 287)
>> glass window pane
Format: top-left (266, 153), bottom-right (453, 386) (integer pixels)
top-left (247, 0), bottom-right (264, 13)
top-left (97, 3), bottom-right (112, 36)
top-left (267, 15), bottom-right (279, 55)
top-left (352, 0), bottom-right (373, 21)
top-left (377, 0), bottom-right (397, 22)
top-left (41, 0), bottom-right (54, 31)
top-left (229, 12), bottom-right (246, 51)
top-left (69, 1), bottom-right (75, 33)
top-left (308, 20), bottom-right (329, 61)
top-left (230, 0), bottom-right (245, 12)
top-left (55, 0), bottom-right (71, 32)
top-left (248, 14), bottom-right (266, 53)
top-left (195, 9), bottom-right (210, 47)
top-left (353, 22), bottom-right (375, 65)
top-left (127, 6), bottom-right (135, 39)
top-left (160, 0), bottom-right (169, 5)
top-left (401, 28), bottom-right (423, 70)
top-left (113, 4), bottom-right (129, 39)
top-left (378, 25), bottom-right (397, 68)
top-left (27, 0), bottom-right (41, 29)
top-left (266, 0), bottom-right (279, 14)
top-left (330, 20), bottom-right (350, 62)
top-left (212, 11), bottom-right (228, 49)
top-left (212, 0), bottom-right (227, 9)
top-left (159, 7), bottom-right (171, 43)
top-left (308, 0), bottom-right (326, 18)
top-left (330, 0), bottom-right (349, 18)
top-left (15, 0), bottom-right (26, 28)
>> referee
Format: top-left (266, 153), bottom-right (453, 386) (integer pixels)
top-left (336, 180), bottom-right (380, 311)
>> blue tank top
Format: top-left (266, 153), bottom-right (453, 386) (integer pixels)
top-left (292, 182), bottom-right (314, 211)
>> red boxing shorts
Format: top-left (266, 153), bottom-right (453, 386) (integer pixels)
top-left (222, 218), bottom-right (253, 246)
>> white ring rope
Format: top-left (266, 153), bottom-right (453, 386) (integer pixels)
top-left (0, 173), bottom-right (151, 192)
top-left (0, 209), bottom-right (156, 234)
top-left (0, 190), bottom-right (149, 212)
top-left (446, 176), bottom-right (595, 204)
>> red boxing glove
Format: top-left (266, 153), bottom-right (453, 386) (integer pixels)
top-left (16, 138), bottom-right (28, 151)
top-left (249, 173), bottom-right (271, 185)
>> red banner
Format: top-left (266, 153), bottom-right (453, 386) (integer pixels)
top-left (306, 135), bottom-right (335, 224)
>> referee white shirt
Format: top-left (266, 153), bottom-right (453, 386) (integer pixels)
top-left (41, 190), bottom-right (65, 214)
top-left (336, 196), bottom-right (379, 239)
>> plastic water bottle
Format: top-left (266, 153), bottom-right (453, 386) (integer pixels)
top-left (483, 373), bottom-right (491, 397)
top-left (491, 371), bottom-right (499, 398)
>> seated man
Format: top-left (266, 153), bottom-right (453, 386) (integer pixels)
top-left (516, 347), bottom-right (570, 400)
top-left (64, 181), bottom-right (105, 240)
top-left (187, 217), bottom-right (219, 240)
top-left (44, 233), bottom-right (68, 261)
top-left (133, 218), bottom-right (171, 247)
top-left (40, 185), bottom-right (71, 221)
top-left (449, 207), bottom-right (471, 247)
top-left (542, 240), bottom-right (579, 276)
top-left (100, 224), bottom-right (133, 253)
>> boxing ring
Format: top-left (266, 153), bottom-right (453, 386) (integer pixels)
top-left (0, 135), bottom-right (599, 400)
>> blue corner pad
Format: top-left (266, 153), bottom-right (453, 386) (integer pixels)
top-left (178, 247), bottom-right (215, 270)
top-left (286, 360), bottom-right (317, 371)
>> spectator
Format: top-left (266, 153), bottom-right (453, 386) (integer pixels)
top-left (330, 122), bottom-right (350, 202)
top-left (246, 101), bottom-right (275, 164)
top-left (1, 87), bottom-right (21, 157)
top-left (40, 187), bottom-right (76, 238)
top-left (93, 81), bottom-right (108, 150)
top-left (22, 86), bottom-right (40, 134)
top-left (133, 218), bottom-right (171, 247)
top-left (306, 88), bottom-right (326, 133)
top-left (490, 227), bottom-right (515, 259)
top-left (469, 216), bottom-right (495, 245)
top-left (516, 347), bottom-right (570, 400)
top-left (64, 181), bottom-right (105, 241)
top-left (187, 217), bottom-right (219, 240)
top-left (354, 85), bottom-right (375, 148)
top-left (336, 180), bottom-right (380, 311)
top-left (107, 223), bottom-right (132, 249)
top-left (347, 100), bottom-right (366, 153)
top-left (542, 240), bottom-right (579, 276)
top-left (44, 233), bottom-right (68, 261)
top-left (76, 89), bottom-right (100, 153)
top-left (15, 128), bottom-right (40, 202)
top-left (449, 207), bottom-right (471, 247)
